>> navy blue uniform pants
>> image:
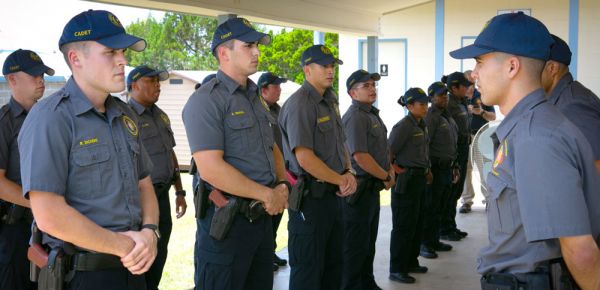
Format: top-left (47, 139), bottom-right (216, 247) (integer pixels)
top-left (390, 170), bottom-right (426, 273)
top-left (441, 143), bottom-right (469, 234)
top-left (67, 268), bottom-right (146, 290)
top-left (341, 185), bottom-right (380, 290)
top-left (145, 183), bottom-right (173, 290)
top-left (195, 204), bottom-right (273, 290)
top-left (0, 218), bottom-right (35, 290)
top-left (288, 192), bottom-right (343, 290)
top-left (422, 163), bottom-right (452, 247)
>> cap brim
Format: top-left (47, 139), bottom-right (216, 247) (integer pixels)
top-left (449, 44), bottom-right (494, 59)
top-left (97, 33), bottom-right (147, 52)
top-left (358, 73), bottom-right (381, 83)
top-left (24, 64), bottom-right (55, 77)
top-left (434, 87), bottom-right (448, 95)
top-left (145, 70), bottom-right (169, 81)
top-left (238, 31), bottom-right (271, 46)
top-left (272, 77), bottom-right (288, 85)
top-left (313, 56), bottom-right (344, 66)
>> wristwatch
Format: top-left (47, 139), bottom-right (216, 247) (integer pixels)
top-left (141, 224), bottom-right (161, 240)
top-left (175, 190), bottom-right (186, 197)
top-left (383, 174), bottom-right (392, 182)
top-left (343, 168), bottom-right (357, 176)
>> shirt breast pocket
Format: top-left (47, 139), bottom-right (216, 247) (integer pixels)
top-left (225, 115), bottom-right (255, 152)
top-left (486, 175), bottom-right (520, 234)
top-left (72, 144), bottom-right (110, 199)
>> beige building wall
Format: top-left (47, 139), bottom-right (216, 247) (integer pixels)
top-left (578, 0), bottom-right (600, 94)
top-left (380, 1), bottom-right (436, 89)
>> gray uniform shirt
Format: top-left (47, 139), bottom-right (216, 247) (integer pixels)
top-left (268, 102), bottom-right (283, 151)
top-left (548, 72), bottom-right (600, 159)
top-left (478, 89), bottom-right (600, 275)
top-left (447, 94), bottom-right (470, 145)
top-left (388, 113), bottom-right (429, 169)
top-left (0, 98), bottom-right (27, 185)
top-left (342, 100), bottom-right (390, 176)
top-left (426, 106), bottom-right (458, 161)
top-left (18, 77), bottom-right (153, 249)
top-left (129, 99), bottom-right (176, 184)
top-left (182, 70), bottom-right (276, 186)
top-left (278, 81), bottom-right (347, 176)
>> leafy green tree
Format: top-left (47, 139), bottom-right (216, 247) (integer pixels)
top-left (125, 13), bottom-right (218, 70)
top-left (259, 29), bottom-right (339, 92)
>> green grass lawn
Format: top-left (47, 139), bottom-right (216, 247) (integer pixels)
top-left (159, 175), bottom-right (391, 290)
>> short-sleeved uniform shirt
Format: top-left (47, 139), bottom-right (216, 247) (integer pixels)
top-left (478, 89), bottom-right (600, 275)
top-left (18, 77), bottom-right (153, 250)
top-left (426, 105), bottom-right (458, 161)
top-left (0, 98), bottom-right (27, 185)
top-left (342, 100), bottom-right (389, 176)
top-left (278, 81), bottom-right (347, 176)
top-left (470, 90), bottom-right (496, 134)
top-left (182, 70), bottom-right (276, 186)
top-left (548, 72), bottom-right (600, 160)
top-left (388, 113), bottom-right (429, 169)
top-left (129, 99), bottom-right (176, 184)
top-left (447, 94), bottom-right (471, 145)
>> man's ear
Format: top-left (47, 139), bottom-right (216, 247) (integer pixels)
top-left (507, 56), bottom-right (521, 79)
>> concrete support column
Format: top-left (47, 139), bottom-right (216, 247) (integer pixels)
top-left (435, 0), bottom-right (445, 80)
top-left (569, 0), bottom-right (579, 78)
top-left (367, 36), bottom-right (379, 106)
top-left (314, 31), bottom-right (325, 45)
top-left (217, 14), bottom-right (236, 25)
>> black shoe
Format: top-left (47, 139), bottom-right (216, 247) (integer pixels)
top-left (433, 241), bottom-right (453, 251)
top-left (420, 245), bottom-right (438, 259)
top-left (273, 254), bottom-right (287, 266)
top-left (389, 272), bottom-right (416, 284)
top-left (455, 228), bottom-right (468, 238)
top-left (440, 231), bottom-right (463, 241)
top-left (408, 265), bottom-right (428, 273)
top-left (273, 263), bottom-right (279, 271)
top-left (459, 204), bottom-right (472, 213)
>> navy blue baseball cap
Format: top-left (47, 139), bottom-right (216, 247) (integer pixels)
top-left (3, 49), bottom-right (54, 76)
top-left (59, 10), bottom-right (146, 52)
top-left (427, 81), bottom-right (448, 97)
top-left (127, 65), bottom-right (168, 86)
top-left (211, 17), bottom-right (271, 53)
top-left (399, 87), bottom-right (429, 106)
top-left (301, 45), bottom-right (343, 66)
top-left (258, 72), bottom-right (287, 88)
top-left (549, 34), bottom-right (571, 65)
top-left (444, 71), bottom-right (472, 88)
top-left (450, 12), bottom-right (553, 61)
top-left (346, 69), bottom-right (380, 92)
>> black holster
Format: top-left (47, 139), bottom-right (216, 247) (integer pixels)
top-left (288, 175), bottom-right (308, 212)
top-left (209, 197), bottom-right (240, 241)
top-left (393, 170), bottom-right (412, 195)
top-left (37, 249), bottom-right (68, 290)
top-left (1, 203), bottom-right (31, 225)
top-left (194, 179), bottom-right (209, 219)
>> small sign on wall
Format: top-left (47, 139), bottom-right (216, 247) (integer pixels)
top-left (380, 64), bottom-right (388, 76)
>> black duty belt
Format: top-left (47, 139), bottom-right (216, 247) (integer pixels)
top-left (71, 252), bottom-right (123, 271)
top-left (404, 167), bottom-right (429, 175)
top-left (481, 259), bottom-right (580, 290)
top-left (431, 157), bottom-right (454, 169)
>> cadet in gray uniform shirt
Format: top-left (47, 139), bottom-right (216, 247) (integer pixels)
top-left (341, 69), bottom-right (393, 290)
top-left (0, 48), bottom-right (54, 290)
top-left (18, 10), bottom-right (159, 290)
top-left (182, 17), bottom-right (287, 290)
top-left (127, 65), bottom-right (187, 290)
top-left (279, 44), bottom-right (356, 290)
top-left (541, 34), bottom-right (600, 175)
top-left (451, 12), bottom-right (600, 290)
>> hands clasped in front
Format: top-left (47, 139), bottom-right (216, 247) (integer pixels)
top-left (337, 172), bottom-right (357, 197)
top-left (119, 229), bottom-right (158, 275)
top-left (263, 183), bottom-right (289, 215)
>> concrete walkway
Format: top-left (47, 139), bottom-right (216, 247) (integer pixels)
top-left (273, 202), bottom-right (488, 290)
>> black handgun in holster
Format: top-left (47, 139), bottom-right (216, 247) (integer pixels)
top-left (288, 175), bottom-right (308, 212)
top-left (194, 179), bottom-right (209, 219)
top-left (37, 248), bottom-right (67, 290)
top-left (0, 203), bottom-right (27, 225)
top-left (209, 189), bottom-right (239, 241)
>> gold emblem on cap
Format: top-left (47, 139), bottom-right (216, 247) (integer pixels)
top-left (9, 65), bottom-right (20, 71)
top-left (108, 13), bottom-right (123, 28)
top-left (320, 46), bottom-right (332, 55)
top-left (418, 88), bottom-right (425, 94)
top-left (160, 113), bottom-right (171, 125)
top-left (30, 52), bottom-right (41, 62)
top-left (242, 19), bottom-right (252, 28)
top-left (221, 32), bottom-right (232, 40)
top-left (122, 116), bottom-right (138, 136)
top-left (480, 19), bottom-right (491, 33)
